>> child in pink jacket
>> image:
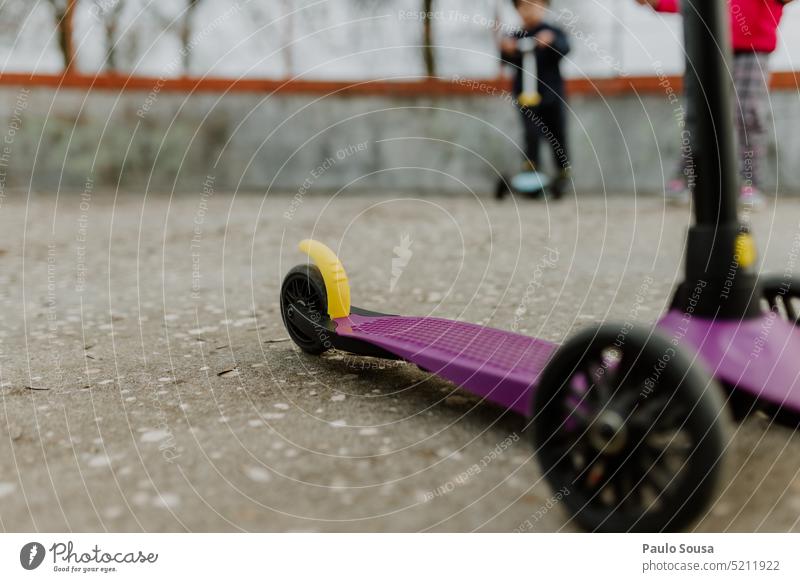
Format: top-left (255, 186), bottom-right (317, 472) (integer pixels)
top-left (639, 0), bottom-right (793, 208)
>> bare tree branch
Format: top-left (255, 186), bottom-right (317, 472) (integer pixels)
top-left (179, 0), bottom-right (203, 74)
top-left (43, 0), bottom-right (76, 71)
top-left (92, 0), bottom-right (126, 72)
top-left (421, 0), bottom-right (435, 77)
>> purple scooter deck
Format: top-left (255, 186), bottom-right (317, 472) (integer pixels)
top-left (658, 311), bottom-right (800, 414)
top-left (333, 310), bottom-right (800, 418)
top-left (334, 314), bottom-right (557, 416)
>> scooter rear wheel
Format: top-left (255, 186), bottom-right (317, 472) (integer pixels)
top-left (532, 324), bottom-right (730, 532)
top-left (754, 276), bottom-right (800, 426)
top-left (761, 275), bottom-right (800, 326)
top-left (717, 275), bottom-right (800, 423)
top-left (280, 264), bottom-right (330, 355)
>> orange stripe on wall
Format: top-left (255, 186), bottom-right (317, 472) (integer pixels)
top-left (0, 72), bottom-right (796, 97)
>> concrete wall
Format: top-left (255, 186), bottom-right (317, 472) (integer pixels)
top-left (1, 85), bottom-right (798, 196)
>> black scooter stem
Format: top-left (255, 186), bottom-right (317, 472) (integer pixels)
top-left (670, 0), bottom-right (762, 320)
top-left (683, 0), bottom-right (739, 226)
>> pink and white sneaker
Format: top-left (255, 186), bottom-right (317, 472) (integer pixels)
top-left (665, 179), bottom-right (690, 205)
top-left (739, 185), bottom-right (766, 210)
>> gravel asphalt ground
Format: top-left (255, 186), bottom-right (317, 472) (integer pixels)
top-left (0, 191), bottom-right (799, 532)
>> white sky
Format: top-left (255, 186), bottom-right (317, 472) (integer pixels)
top-left (1, 0), bottom-right (798, 79)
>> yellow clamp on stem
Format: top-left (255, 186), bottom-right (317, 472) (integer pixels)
top-left (298, 239), bottom-right (351, 319)
top-left (518, 92), bottom-right (542, 108)
top-left (735, 232), bottom-right (757, 269)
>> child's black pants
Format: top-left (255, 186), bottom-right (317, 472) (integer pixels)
top-left (519, 102), bottom-right (570, 172)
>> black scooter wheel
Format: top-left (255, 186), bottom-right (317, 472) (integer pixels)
top-left (761, 275), bottom-right (800, 326)
top-left (280, 265), bottom-right (330, 355)
top-left (532, 324), bottom-right (730, 532)
top-left (755, 276), bottom-right (800, 426)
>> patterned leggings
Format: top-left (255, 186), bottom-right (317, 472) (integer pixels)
top-left (733, 51), bottom-right (771, 190)
top-left (677, 51), bottom-right (771, 190)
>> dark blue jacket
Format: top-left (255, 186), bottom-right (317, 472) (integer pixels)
top-left (501, 23), bottom-right (570, 106)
